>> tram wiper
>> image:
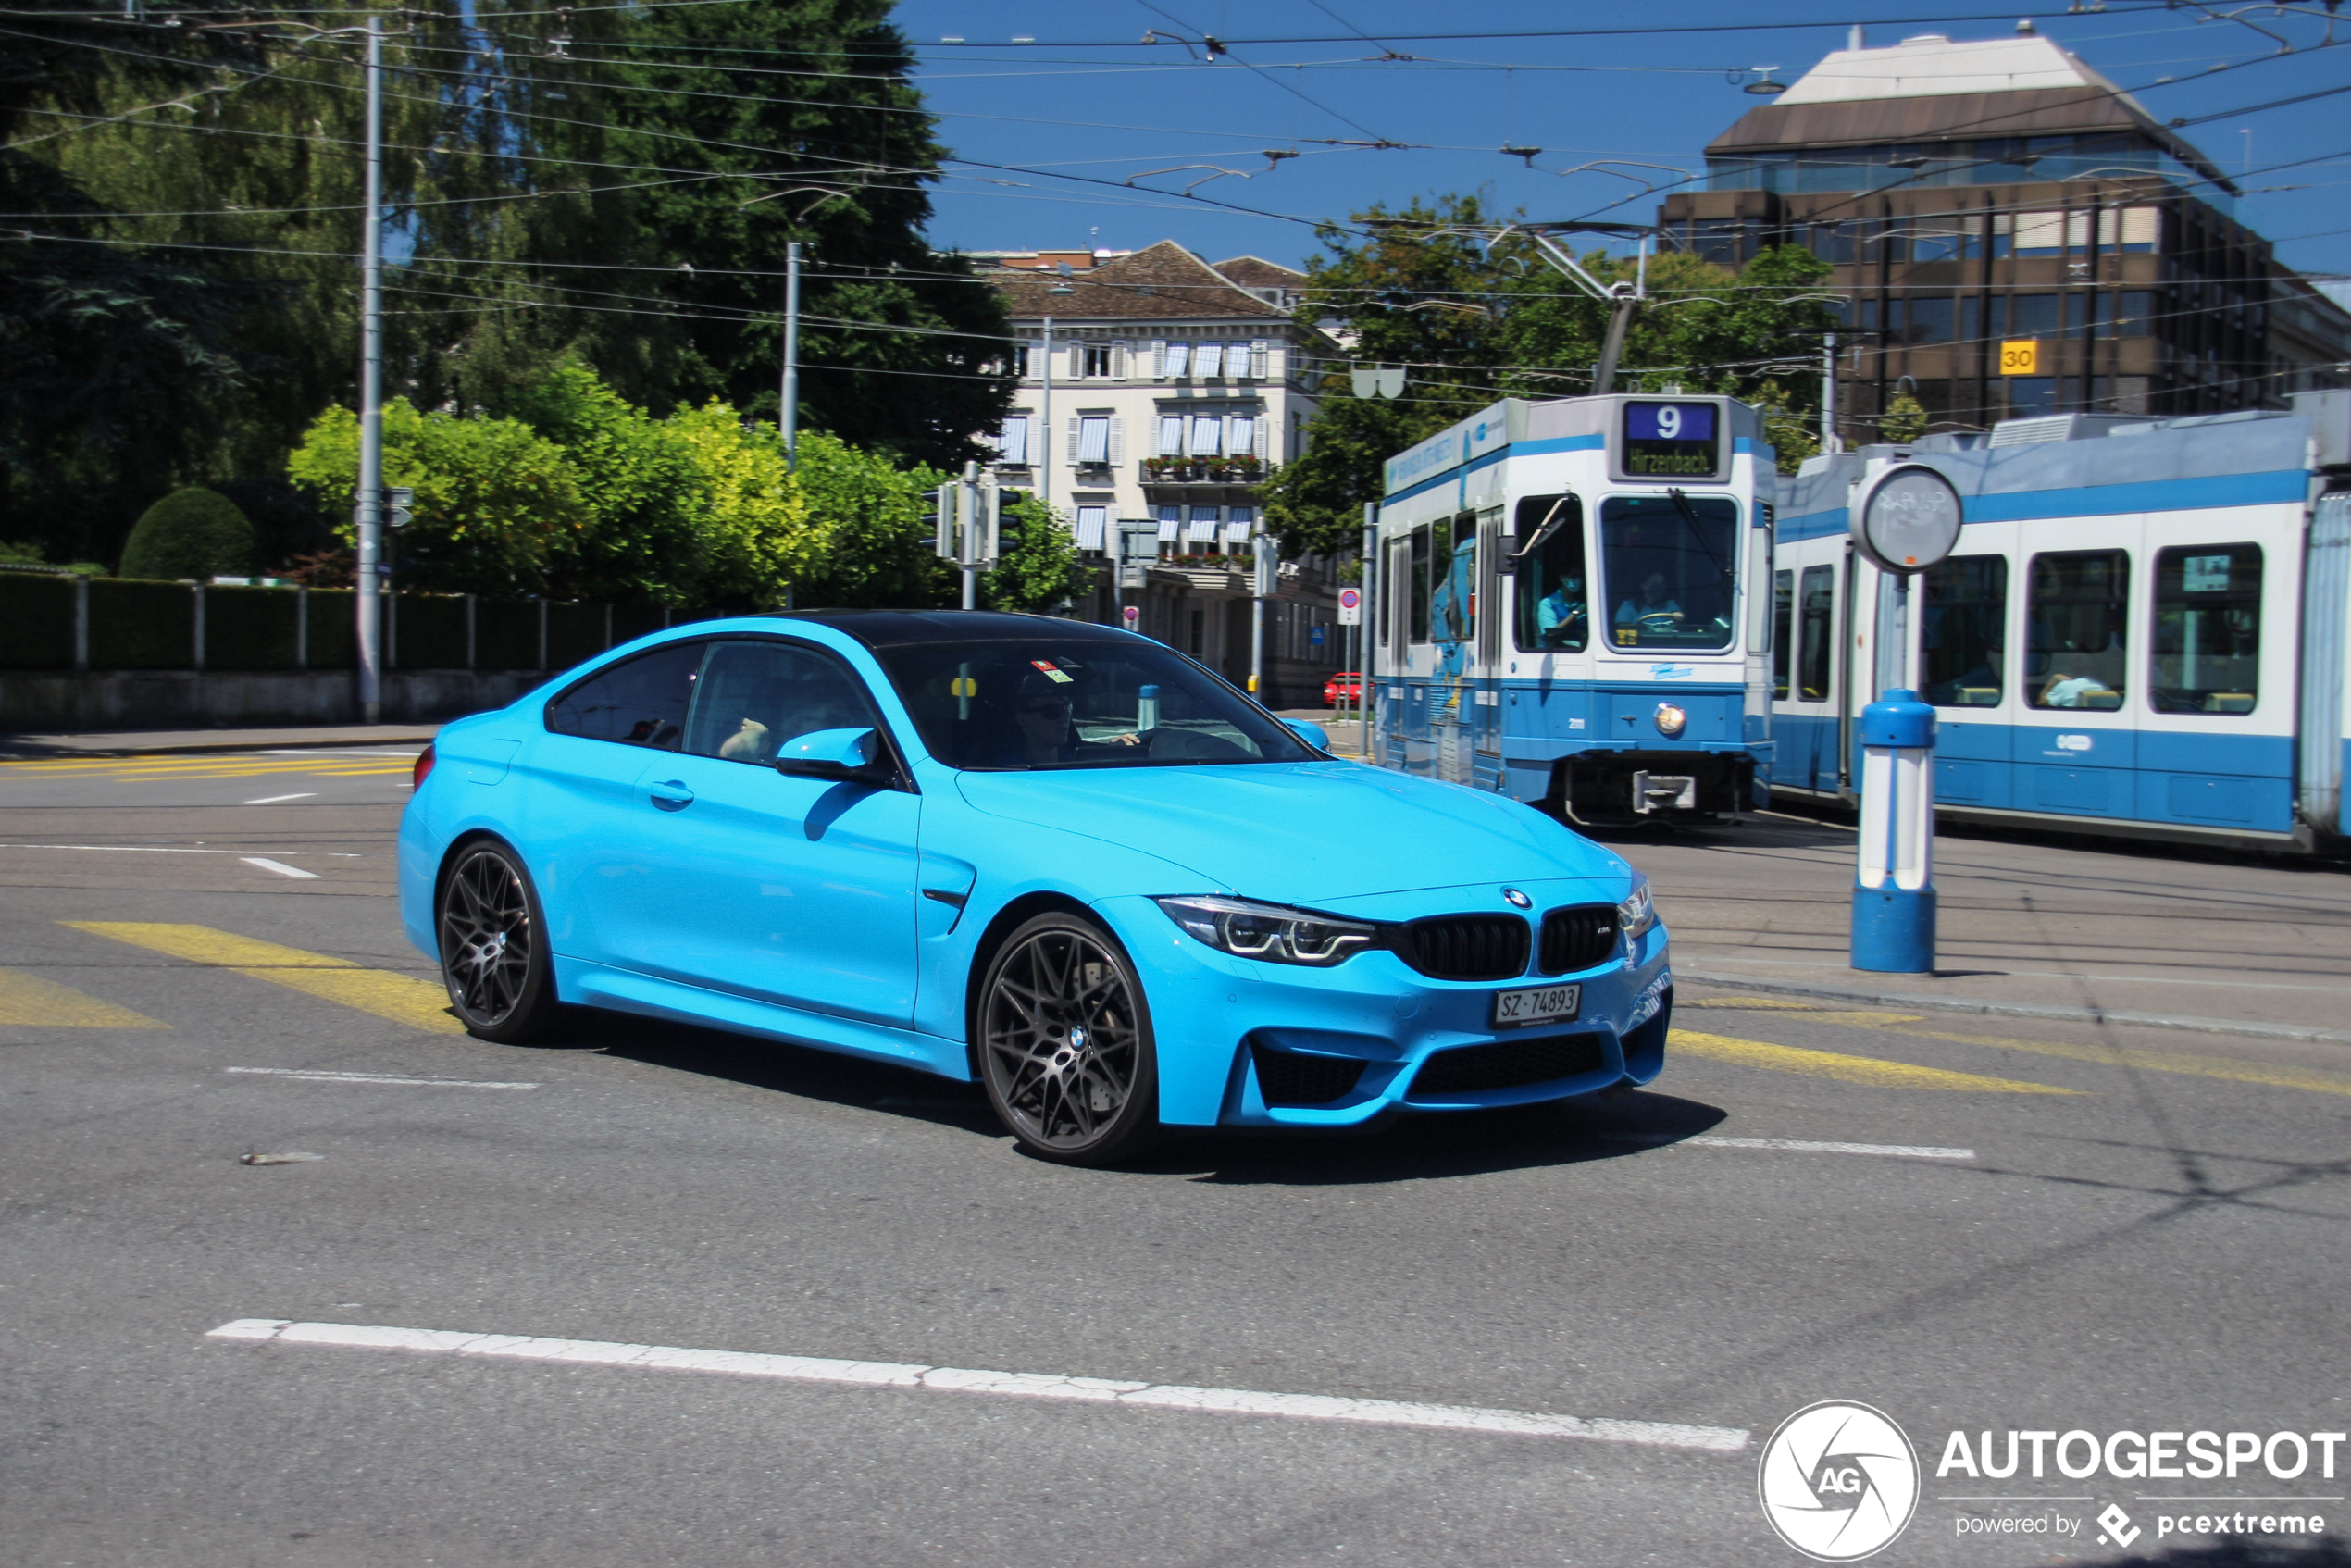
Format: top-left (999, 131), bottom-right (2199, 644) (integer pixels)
top-left (1667, 486), bottom-right (1736, 584)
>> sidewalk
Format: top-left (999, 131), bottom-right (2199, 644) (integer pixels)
top-left (0, 723), bottom-right (441, 760)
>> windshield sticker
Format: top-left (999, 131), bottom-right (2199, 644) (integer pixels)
top-left (1030, 660), bottom-right (1075, 684)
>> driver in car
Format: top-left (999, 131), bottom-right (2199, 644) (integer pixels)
top-left (992, 668), bottom-right (1143, 767)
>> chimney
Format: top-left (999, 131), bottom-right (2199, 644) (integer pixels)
top-left (1848, 23), bottom-right (1865, 50)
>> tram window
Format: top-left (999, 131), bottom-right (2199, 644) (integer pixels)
top-left (2025, 549), bottom-right (2129, 710)
top-left (1921, 554), bottom-right (2009, 708)
top-left (1430, 512), bottom-right (1475, 648)
top-left (1512, 494), bottom-right (1587, 653)
top-left (2152, 543), bottom-right (2261, 715)
top-left (1409, 524), bottom-right (1433, 643)
top-left (1599, 494), bottom-right (1739, 651)
top-left (1772, 570), bottom-right (1794, 699)
top-left (1797, 566), bottom-right (1835, 701)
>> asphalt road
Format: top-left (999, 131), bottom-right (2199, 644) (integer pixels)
top-left (4, 748), bottom-right (2349, 1568)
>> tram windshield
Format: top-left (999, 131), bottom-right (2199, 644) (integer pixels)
top-left (1599, 493), bottom-right (1739, 651)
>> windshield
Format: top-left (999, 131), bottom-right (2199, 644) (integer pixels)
top-left (869, 636), bottom-right (1319, 771)
top-left (1599, 493), bottom-right (1739, 652)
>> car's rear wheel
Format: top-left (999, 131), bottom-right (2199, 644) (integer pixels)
top-left (438, 840), bottom-right (560, 1042)
top-left (977, 913), bottom-right (1160, 1165)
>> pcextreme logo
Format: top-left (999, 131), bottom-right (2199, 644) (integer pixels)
top-left (1759, 1400), bottom-right (1922, 1561)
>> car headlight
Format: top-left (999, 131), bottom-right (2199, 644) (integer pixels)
top-left (1617, 874), bottom-right (1657, 941)
top-left (1153, 895), bottom-right (1378, 966)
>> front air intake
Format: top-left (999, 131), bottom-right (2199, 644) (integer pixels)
top-left (1409, 1034), bottom-right (1607, 1098)
top-left (1539, 904), bottom-right (1619, 974)
top-left (1253, 1047), bottom-right (1367, 1107)
top-left (1395, 915), bottom-right (1529, 981)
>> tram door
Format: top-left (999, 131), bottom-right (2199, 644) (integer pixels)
top-left (1429, 510), bottom-right (1479, 785)
top-left (1778, 540), bottom-right (1849, 794)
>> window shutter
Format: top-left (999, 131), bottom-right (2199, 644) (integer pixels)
top-left (1197, 342), bottom-right (1224, 379)
top-left (1152, 340), bottom-right (1168, 378)
top-left (1066, 416), bottom-right (1080, 466)
top-left (1108, 416), bottom-right (1124, 466)
top-left (1111, 341), bottom-right (1128, 380)
top-left (1253, 417), bottom-right (1270, 459)
top-left (1250, 341), bottom-right (1271, 379)
top-left (1158, 415), bottom-right (1185, 455)
top-left (1165, 341), bottom-right (1189, 378)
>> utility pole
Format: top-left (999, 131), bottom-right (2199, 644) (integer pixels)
top-left (1361, 503), bottom-right (1375, 753)
top-left (1249, 516), bottom-right (1268, 702)
top-left (355, 14), bottom-right (384, 723)
top-left (1820, 331), bottom-right (1835, 453)
top-left (961, 460), bottom-right (980, 609)
top-left (780, 240), bottom-right (801, 471)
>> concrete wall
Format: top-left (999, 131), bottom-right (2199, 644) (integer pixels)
top-left (0, 668), bottom-right (551, 731)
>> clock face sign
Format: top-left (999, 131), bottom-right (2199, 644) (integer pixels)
top-left (1851, 465), bottom-right (1962, 575)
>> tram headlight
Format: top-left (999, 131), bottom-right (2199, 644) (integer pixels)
top-left (1653, 702), bottom-right (1687, 737)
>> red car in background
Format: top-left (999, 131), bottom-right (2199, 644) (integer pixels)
top-left (1322, 670), bottom-right (1362, 707)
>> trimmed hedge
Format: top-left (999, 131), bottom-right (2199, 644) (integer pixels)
top-left (205, 584), bottom-right (302, 670)
top-left (118, 488), bottom-right (255, 580)
top-left (392, 593), bottom-right (468, 669)
top-left (0, 573), bottom-right (76, 669)
top-left (88, 579), bottom-right (196, 670)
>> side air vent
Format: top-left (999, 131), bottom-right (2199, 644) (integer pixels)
top-left (1254, 1047), bottom-right (1367, 1107)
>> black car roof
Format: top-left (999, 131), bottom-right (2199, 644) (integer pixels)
top-left (761, 610), bottom-right (1141, 651)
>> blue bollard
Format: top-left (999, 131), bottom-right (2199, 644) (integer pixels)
top-left (1851, 689), bottom-right (1937, 974)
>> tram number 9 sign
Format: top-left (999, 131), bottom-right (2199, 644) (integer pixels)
top-left (1620, 400), bottom-right (1722, 479)
top-left (1849, 462), bottom-right (1963, 575)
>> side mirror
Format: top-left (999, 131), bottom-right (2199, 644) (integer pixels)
top-left (774, 727), bottom-right (889, 784)
top-left (1283, 718), bottom-right (1331, 752)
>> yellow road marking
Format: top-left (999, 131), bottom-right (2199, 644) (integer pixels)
top-left (0, 968), bottom-right (165, 1027)
top-left (1669, 1029), bottom-right (2080, 1093)
top-left (0, 756), bottom-right (410, 781)
top-left (1689, 995), bottom-right (2351, 1099)
top-left (61, 922), bottom-right (460, 1034)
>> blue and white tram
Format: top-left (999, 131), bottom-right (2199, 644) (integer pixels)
top-left (1365, 393), bottom-right (1777, 823)
top-left (1768, 394), bottom-right (2351, 852)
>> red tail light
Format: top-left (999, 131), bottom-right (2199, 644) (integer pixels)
top-left (411, 743), bottom-right (436, 790)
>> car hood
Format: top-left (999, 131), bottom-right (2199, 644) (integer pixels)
top-left (954, 761), bottom-right (1628, 905)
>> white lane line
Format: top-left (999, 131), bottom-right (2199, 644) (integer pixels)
top-left (227, 1067), bottom-right (538, 1089)
top-left (205, 1319), bottom-right (1749, 1452)
top-left (241, 857), bottom-right (322, 880)
top-left (1608, 1133), bottom-right (1975, 1161)
top-left (243, 792), bottom-right (319, 805)
top-left (0, 843), bottom-right (366, 857)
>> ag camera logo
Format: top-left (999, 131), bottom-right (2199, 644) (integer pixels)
top-left (1759, 1400), bottom-right (1920, 1561)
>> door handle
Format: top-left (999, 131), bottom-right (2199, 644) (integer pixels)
top-left (649, 779), bottom-right (696, 812)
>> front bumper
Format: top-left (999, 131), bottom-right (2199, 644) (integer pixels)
top-left (1094, 894), bottom-right (1673, 1128)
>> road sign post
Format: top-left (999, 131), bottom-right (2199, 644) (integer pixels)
top-left (1337, 584), bottom-right (1363, 741)
top-left (1847, 462), bottom-right (1962, 975)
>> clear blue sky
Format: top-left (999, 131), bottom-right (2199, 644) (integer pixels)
top-left (889, 1), bottom-right (2351, 281)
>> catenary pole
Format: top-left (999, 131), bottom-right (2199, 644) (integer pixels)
top-left (1822, 331), bottom-right (1841, 454)
top-left (355, 14), bottom-right (384, 723)
top-left (780, 241), bottom-right (801, 471)
top-left (1039, 317), bottom-right (1054, 521)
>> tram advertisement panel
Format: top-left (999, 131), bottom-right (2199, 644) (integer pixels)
top-left (1619, 401), bottom-right (1722, 479)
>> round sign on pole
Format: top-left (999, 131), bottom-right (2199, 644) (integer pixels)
top-left (1848, 463), bottom-right (1962, 575)
top-left (1337, 586), bottom-right (1362, 626)
top-left (1121, 604), bottom-right (1139, 628)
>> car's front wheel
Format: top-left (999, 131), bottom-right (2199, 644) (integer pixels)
top-left (977, 913), bottom-right (1160, 1165)
top-left (438, 839), bottom-right (561, 1043)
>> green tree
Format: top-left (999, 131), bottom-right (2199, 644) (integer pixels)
top-left (982, 494), bottom-right (1090, 615)
top-left (117, 488), bottom-right (256, 579)
top-left (1880, 388), bottom-right (1931, 443)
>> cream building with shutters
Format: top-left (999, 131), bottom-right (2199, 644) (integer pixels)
top-left (979, 243), bottom-right (1350, 702)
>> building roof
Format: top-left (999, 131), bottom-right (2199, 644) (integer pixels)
top-left (1210, 255), bottom-right (1306, 289)
top-left (988, 240), bottom-right (1292, 324)
top-left (1708, 31), bottom-right (2223, 183)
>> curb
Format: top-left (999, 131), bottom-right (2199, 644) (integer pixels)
top-left (1673, 968), bottom-right (2351, 1049)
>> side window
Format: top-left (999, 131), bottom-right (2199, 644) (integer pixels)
top-left (1431, 512), bottom-right (1474, 646)
top-left (1409, 523), bottom-right (1433, 643)
top-left (2152, 544), bottom-right (2261, 714)
top-left (1797, 565), bottom-right (1835, 701)
top-left (544, 641), bottom-right (704, 749)
top-left (1513, 494), bottom-right (1588, 653)
top-left (682, 640), bottom-right (879, 765)
top-left (1771, 568), bottom-right (1793, 699)
top-left (2026, 549), bottom-right (2129, 710)
top-left (1921, 554), bottom-right (2009, 708)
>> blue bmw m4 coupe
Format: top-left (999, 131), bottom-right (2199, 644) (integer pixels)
top-left (399, 611), bottom-right (1672, 1164)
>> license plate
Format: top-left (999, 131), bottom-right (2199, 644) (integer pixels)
top-left (1492, 983), bottom-right (1580, 1029)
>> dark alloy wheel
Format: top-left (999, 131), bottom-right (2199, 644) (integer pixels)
top-left (977, 913), bottom-right (1160, 1164)
top-left (438, 840), bottom-right (560, 1042)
